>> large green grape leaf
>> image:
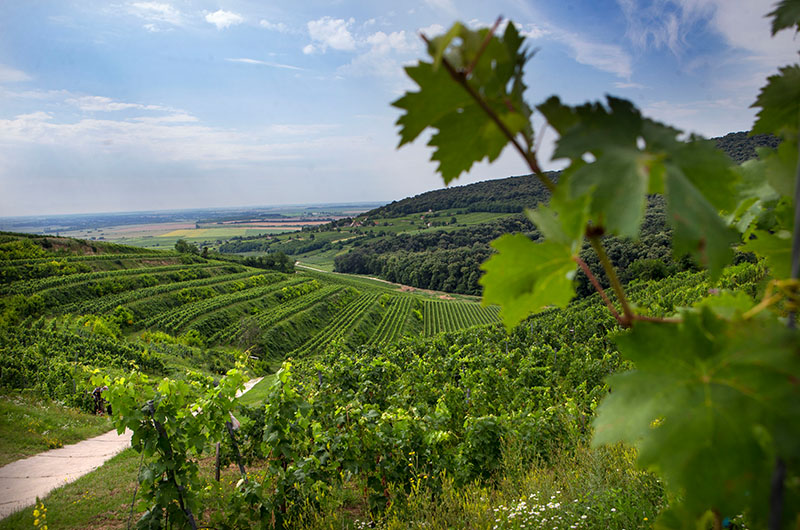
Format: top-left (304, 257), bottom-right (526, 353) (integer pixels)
top-left (665, 165), bottom-right (738, 279)
top-left (668, 138), bottom-right (739, 212)
top-left (526, 179), bottom-right (590, 252)
top-left (539, 96), bottom-right (641, 158)
top-left (752, 65), bottom-right (800, 136)
top-left (593, 309), bottom-right (800, 526)
top-left (760, 141), bottom-right (799, 199)
top-left (569, 147), bottom-right (649, 238)
top-left (393, 22), bottom-right (533, 184)
top-left (538, 96), bottom-right (739, 257)
top-left (480, 234), bottom-right (575, 328)
top-left (740, 229), bottom-right (793, 278)
top-left (393, 62), bottom-right (474, 148)
top-left (768, 0), bottom-right (800, 35)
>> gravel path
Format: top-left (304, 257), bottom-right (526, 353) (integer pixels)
top-left (0, 376), bottom-right (263, 519)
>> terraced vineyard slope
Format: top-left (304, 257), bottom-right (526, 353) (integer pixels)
top-left (1, 233), bottom-right (502, 408)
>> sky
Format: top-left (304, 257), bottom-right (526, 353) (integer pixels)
top-left (0, 0), bottom-right (797, 217)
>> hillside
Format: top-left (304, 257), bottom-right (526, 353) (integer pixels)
top-left (0, 233), bottom-right (501, 401)
top-left (286, 132), bottom-right (774, 294)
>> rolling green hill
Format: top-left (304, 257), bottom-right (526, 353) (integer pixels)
top-left (269, 132), bottom-right (776, 295)
top-left (0, 233), bottom-right (501, 411)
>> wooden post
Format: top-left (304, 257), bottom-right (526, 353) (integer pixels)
top-left (215, 442), bottom-right (221, 482)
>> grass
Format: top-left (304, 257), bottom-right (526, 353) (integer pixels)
top-left (0, 392), bottom-right (111, 467)
top-left (0, 448), bottom-right (140, 529)
top-left (238, 373), bottom-right (277, 407)
top-left (295, 248), bottom-right (342, 271)
top-left (298, 443), bottom-right (664, 529)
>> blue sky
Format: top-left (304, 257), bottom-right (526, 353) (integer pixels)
top-left (0, 0), bottom-right (796, 216)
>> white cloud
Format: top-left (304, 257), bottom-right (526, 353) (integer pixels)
top-left (617, 0), bottom-right (684, 54)
top-left (226, 58), bottom-right (303, 71)
top-left (642, 98), bottom-right (753, 137)
top-left (0, 65), bottom-right (31, 83)
top-left (517, 23), bottom-right (550, 40)
top-left (614, 81), bottom-right (648, 89)
top-left (259, 19), bottom-right (289, 33)
top-left (617, 0), bottom-right (798, 64)
top-left (132, 113), bottom-right (198, 124)
top-left (205, 10), bottom-right (244, 30)
top-left (552, 30), bottom-right (633, 79)
top-left (66, 95), bottom-right (167, 112)
top-left (0, 91), bottom-right (349, 170)
top-left (423, 0), bottom-right (457, 16)
top-left (306, 17), bottom-right (356, 52)
top-left (128, 2), bottom-right (183, 29)
top-left (302, 44), bottom-right (315, 55)
top-left (366, 31), bottom-right (415, 54)
top-left (418, 23), bottom-right (445, 37)
top-left (339, 30), bottom-right (418, 80)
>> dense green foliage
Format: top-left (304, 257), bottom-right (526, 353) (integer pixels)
top-left (0, 231), bottom-right (501, 418)
top-left (367, 174), bottom-right (554, 216)
top-left (96, 262), bottom-right (763, 528)
top-left (393, 13), bottom-right (799, 529)
top-left (714, 131), bottom-right (780, 163)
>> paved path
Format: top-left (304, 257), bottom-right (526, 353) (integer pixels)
top-left (0, 376), bottom-right (263, 519)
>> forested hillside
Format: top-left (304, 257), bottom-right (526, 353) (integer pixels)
top-left (331, 132), bottom-right (773, 294)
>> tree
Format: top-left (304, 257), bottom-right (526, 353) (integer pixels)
top-left (174, 239), bottom-right (199, 255)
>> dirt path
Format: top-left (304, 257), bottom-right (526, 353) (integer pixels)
top-left (295, 263), bottom-right (479, 301)
top-left (0, 376), bottom-right (263, 519)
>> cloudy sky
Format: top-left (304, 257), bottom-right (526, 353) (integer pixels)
top-left (0, 0), bottom-right (796, 217)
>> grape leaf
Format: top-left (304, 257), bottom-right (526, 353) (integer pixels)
top-left (752, 65), bottom-right (800, 135)
top-left (480, 234), bottom-right (575, 328)
top-left (539, 96), bottom-right (739, 256)
top-left (768, 0), bottom-right (800, 35)
top-left (526, 188), bottom-right (590, 252)
top-left (760, 141), bottom-right (799, 198)
top-left (569, 147), bottom-right (649, 238)
top-left (393, 62), bottom-right (474, 147)
top-left (593, 309), bottom-right (800, 525)
top-left (546, 96), bottom-right (642, 160)
top-left (393, 22), bottom-right (533, 184)
top-left (668, 138), bottom-right (739, 212)
top-left (429, 104), bottom-right (527, 180)
top-left (740, 229), bottom-right (793, 278)
top-left (665, 165), bottom-right (737, 279)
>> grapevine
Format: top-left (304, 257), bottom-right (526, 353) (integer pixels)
top-left (393, 5), bottom-right (799, 527)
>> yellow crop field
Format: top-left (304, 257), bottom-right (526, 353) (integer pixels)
top-left (161, 228), bottom-right (209, 237)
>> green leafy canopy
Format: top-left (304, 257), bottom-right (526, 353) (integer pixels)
top-left (592, 307), bottom-right (800, 526)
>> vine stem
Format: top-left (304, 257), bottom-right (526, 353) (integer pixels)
top-left (464, 16), bottom-right (502, 78)
top-left (574, 256), bottom-right (623, 324)
top-left (419, 32), bottom-right (556, 193)
top-left (588, 235), bottom-right (635, 327)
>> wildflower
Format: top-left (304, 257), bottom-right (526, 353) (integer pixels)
top-left (611, 508), bottom-right (616, 512)
top-left (34, 519), bottom-right (40, 526)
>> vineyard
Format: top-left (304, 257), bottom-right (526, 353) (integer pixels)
top-left (0, 234), bottom-right (502, 409)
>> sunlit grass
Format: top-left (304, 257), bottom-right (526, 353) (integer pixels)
top-left (0, 392), bottom-right (111, 467)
